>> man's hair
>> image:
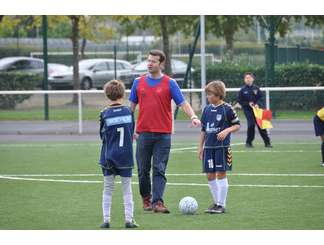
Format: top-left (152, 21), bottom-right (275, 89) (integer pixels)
top-left (205, 80), bottom-right (226, 99)
top-left (103, 80), bottom-right (125, 101)
top-left (149, 49), bottom-right (166, 63)
top-left (244, 72), bottom-right (255, 79)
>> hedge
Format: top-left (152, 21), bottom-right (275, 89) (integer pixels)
top-left (0, 72), bottom-right (42, 109)
top-left (192, 63), bottom-right (324, 110)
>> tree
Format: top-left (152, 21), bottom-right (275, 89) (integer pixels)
top-left (206, 16), bottom-right (254, 60)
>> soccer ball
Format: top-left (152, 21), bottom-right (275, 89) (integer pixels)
top-left (178, 196), bottom-right (198, 215)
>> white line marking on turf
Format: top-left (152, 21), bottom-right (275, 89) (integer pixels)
top-left (0, 175), bottom-right (323, 188)
top-left (1, 173), bottom-right (324, 177)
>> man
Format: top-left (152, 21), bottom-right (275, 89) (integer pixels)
top-left (129, 49), bottom-right (200, 213)
top-left (237, 72), bottom-right (272, 148)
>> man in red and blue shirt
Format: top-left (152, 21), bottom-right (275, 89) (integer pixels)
top-left (129, 49), bottom-right (201, 213)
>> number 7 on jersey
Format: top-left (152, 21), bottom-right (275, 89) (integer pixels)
top-left (117, 127), bottom-right (124, 147)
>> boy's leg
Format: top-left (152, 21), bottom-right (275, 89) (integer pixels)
top-left (207, 173), bottom-right (218, 205)
top-left (102, 174), bottom-right (115, 223)
top-left (321, 135), bottom-right (324, 165)
top-left (256, 124), bottom-right (271, 146)
top-left (244, 109), bottom-right (255, 145)
top-left (216, 172), bottom-right (228, 208)
top-left (152, 133), bottom-right (171, 210)
top-left (121, 176), bottom-right (134, 223)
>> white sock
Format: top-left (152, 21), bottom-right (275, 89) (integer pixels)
top-left (216, 177), bottom-right (228, 207)
top-left (208, 179), bottom-right (218, 205)
top-left (102, 175), bottom-right (115, 223)
top-left (121, 177), bottom-right (134, 223)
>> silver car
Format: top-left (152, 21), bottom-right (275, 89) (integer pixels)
top-left (49, 59), bottom-right (133, 89)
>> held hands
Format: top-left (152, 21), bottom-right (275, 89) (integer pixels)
top-left (217, 129), bottom-right (229, 141)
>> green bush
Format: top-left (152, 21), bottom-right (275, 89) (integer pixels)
top-left (193, 63), bottom-right (324, 110)
top-left (0, 72), bottom-right (41, 109)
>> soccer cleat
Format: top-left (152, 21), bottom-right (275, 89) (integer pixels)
top-left (204, 203), bottom-right (218, 213)
top-left (125, 220), bottom-right (139, 229)
top-left (100, 222), bottom-right (110, 229)
top-left (213, 205), bottom-right (226, 214)
top-left (205, 204), bottom-right (225, 214)
top-left (153, 201), bottom-right (170, 213)
top-left (245, 143), bottom-right (254, 148)
top-left (142, 195), bottom-right (153, 211)
top-left (265, 143), bottom-right (273, 148)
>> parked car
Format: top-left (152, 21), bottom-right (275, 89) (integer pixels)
top-left (0, 57), bottom-right (44, 74)
top-left (48, 63), bottom-right (69, 77)
top-left (131, 59), bottom-right (195, 87)
top-left (49, 59), bottom-right (133, 89)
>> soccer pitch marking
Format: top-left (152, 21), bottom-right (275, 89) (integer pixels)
top-left (0, 175), bottom-right (324, 188)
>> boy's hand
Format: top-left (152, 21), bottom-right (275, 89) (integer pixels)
top-left (198, 147), bottom-right (204, 160)
top-left (217, 129), bottom-right (229, 141)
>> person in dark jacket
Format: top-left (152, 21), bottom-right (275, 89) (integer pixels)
top-left (237, 72), bottom-right (272, 148)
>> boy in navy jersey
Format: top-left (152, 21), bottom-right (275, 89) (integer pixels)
top-left (198, 80), bottom-right (240, 214)
top-left (99, 80), bottom-right (138, 229)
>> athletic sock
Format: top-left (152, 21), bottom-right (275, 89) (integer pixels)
top-left (121, 177), bottom-right (134, 223)
top-left (216, 177), bottom-right (229, 208)
top-left (102, 175), bottom-right (115, 223)
top-left (322, 142), bottom-right (324, 163)
top-left (208, 179), bottom-right (218, 205)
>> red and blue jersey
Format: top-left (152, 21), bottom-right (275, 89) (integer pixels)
top-left (129, 74), bottom-right (185, 133)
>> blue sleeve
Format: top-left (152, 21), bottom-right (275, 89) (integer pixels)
top-left (255, 87), bottom-right (264, 106)
top-left (129, 78), bottom-right (139, 104)
top-left (201, 107), bottom-right (207, 132)
top-left (169, 79), bottom-right (185, 106)
top-left (226, 106), bottom-right (240, 126)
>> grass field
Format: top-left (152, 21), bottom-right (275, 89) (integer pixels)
top-left (0, 140), bottom-right (324, 230)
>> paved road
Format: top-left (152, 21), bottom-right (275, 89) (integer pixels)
top-left (0, 119), bottom-right (316, 143)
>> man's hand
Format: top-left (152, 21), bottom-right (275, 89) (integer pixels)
top-left (217, 129), bottom-right (229, 141)
top-left (133, 133), bottom-right (139, 140)
top-left (191, 118), bottom-right (201, 127)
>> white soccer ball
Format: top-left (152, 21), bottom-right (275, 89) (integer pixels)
top-left (179, 196), bottom-right (198, 215)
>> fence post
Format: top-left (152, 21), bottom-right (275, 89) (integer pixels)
top-left (266, 89), bottom-right (270, 110)
top-left (78, 91), bottom-right (83, 134)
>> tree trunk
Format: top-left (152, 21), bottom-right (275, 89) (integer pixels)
top-left (70, 16), bottom-right (80, 104)
top-left (80, 38), bottom-right (87, 60)
top-left (224, 31), bottom-right (234, 61)
top-left (159, 16), bottom-right (172, 76)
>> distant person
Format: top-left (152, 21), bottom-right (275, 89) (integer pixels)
top-left (199, 80), bottom-right (240, 214)
top-left (237, 72), bottom-right (272, 148)
top-left (129, 49), bottom-right (201, 213)
top-left (99, 80), bottom-right (138, 229)
top-left (313, 107), bottom-right (324, 167)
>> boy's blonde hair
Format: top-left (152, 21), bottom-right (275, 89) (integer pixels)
top-left (104, 80), bottom-right (125, 101)
top-left (205, 80), bottom-right (226, 99)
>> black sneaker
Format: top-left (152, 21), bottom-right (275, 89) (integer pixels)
top-left (125, 220), bottom-right (139, 229)
top-left (213, 205), bottom-right (226, 214)
top-left (265, 143), bottom-right (273, 148)
top-left (100, 222), bottom-right (110, 229)
top-left (204, 204), bottom-right (218, 213)
top-left (245, 143), bottom-right (254, 148)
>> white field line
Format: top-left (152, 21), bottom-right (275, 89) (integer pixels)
top-left (1, 173), bottom-right (324, 177)
top-left (0, 142), bottom-right (320, 148)
top-left (0, 175), bottom-right (324, 188)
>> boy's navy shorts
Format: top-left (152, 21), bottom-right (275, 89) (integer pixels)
top-left (102, 166), bottom-right (132, 177)
top-left (203, 147), bottom-right (233, 173)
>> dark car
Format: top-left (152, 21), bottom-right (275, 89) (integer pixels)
top-left (131, 59), bottom-right (195, 87)
top-left (0, 57), bottom-right (44, 74)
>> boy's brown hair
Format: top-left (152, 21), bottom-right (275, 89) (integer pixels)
top-left (205, 80), bottom-right (226, 99)
top-left (104, 80), bottom-right (125, 101)
top-left (149, 49), bottom-right (166, 63)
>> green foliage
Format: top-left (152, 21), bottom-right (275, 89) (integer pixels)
top-left (193, 63), bottom-right (324, 110)
top-left (0, 72), bottom-right (41, 109)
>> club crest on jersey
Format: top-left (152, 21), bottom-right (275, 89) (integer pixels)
top-left (216, 114), bottom-right (222, 121)
top-left (253, 89), bottom-right (258, 95)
